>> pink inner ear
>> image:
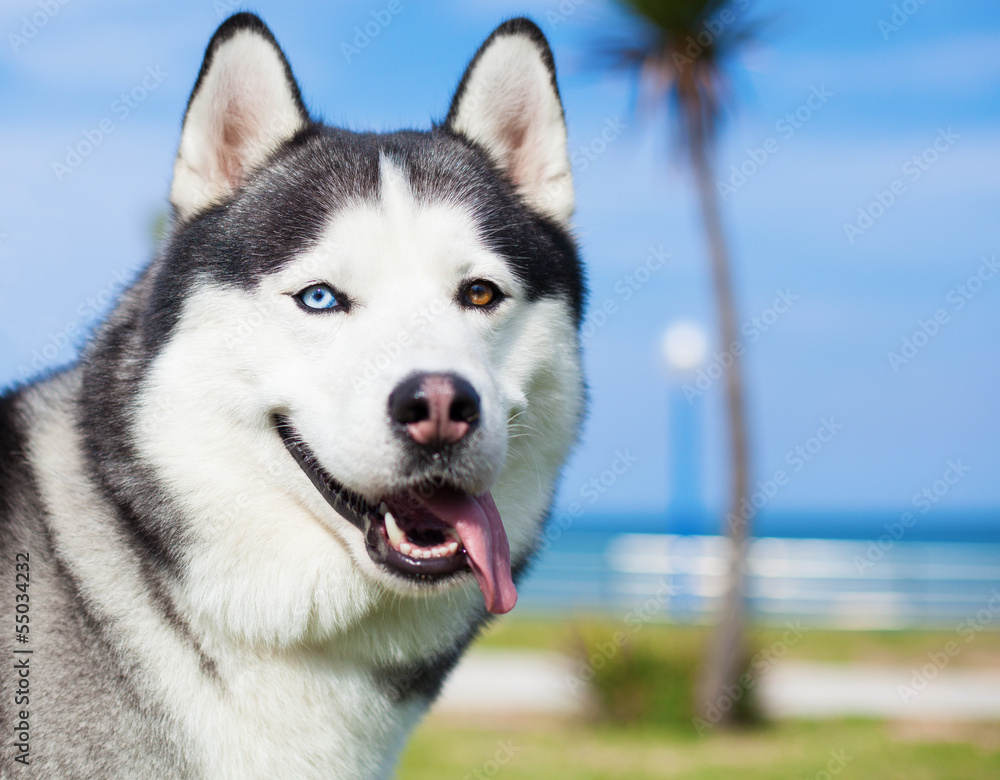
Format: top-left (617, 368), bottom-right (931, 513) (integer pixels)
top-left (502, 122), bottom-right (536, 190)
top-left (219, 106), bottom-right (255, 188)
top-left (172, 22), bottom-right (309, 220)
top-left (445, 28), bottom-right (573, 225)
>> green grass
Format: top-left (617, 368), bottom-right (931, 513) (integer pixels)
top-left (396, 616), bottom-right (1000, 779)
top-left (399, 718), bottom-right (1000, 779)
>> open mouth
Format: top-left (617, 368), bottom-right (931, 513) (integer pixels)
top-left (274, 415), bottom-right (516, 614)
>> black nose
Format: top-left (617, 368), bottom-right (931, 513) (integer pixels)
top-left (448, 377), bottom-right (481, 426)
top-left (389, 373), bottom-right (480, 447)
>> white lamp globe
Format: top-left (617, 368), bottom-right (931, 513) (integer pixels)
top-left (662, 321), bottom-right (709, 372)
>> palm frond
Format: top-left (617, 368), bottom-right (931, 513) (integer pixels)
top-left (599, 0), bottom-right (760, 156)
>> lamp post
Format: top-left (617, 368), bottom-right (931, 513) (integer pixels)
top-left (662, 321), bottom-right (708, 534)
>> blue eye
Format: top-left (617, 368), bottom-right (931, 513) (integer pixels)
top-left (297, 284), bottom-right (341, 311)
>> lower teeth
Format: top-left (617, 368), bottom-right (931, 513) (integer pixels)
top-left (383, 510), bottom-right (461, 560)
top-left (397, 539), bottom-right (460, 559)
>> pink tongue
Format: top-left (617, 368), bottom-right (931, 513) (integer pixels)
top-left (413, 489), bottom-right (517, 614)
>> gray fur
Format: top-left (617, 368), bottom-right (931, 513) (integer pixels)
top-left (0, 14), bottom-right (584, 778)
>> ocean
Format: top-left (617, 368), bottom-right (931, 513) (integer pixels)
top-left (516, 511), bottom-right (1000, 628)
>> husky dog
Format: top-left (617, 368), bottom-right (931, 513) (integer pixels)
top-left (0, 12), bottom-right (584, 779)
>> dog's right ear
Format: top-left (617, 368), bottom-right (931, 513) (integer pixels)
top-left (170, 13), bottom-right (309, 221)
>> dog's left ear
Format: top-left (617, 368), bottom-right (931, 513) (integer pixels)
top-left (171, 13), bottom-right (310, 221)
top-left (447, 19), bottom-right (574, 226)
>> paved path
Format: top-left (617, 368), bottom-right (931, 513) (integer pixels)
top-left (433, 650), bottom-right (591, 715)
top-left (433, 651), bottom-right (1000, 721)
top-left (759, 661), bottom-right (1000, 720)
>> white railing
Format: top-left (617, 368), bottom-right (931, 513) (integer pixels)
top-left (519, 533), bottom-right (1000, 628)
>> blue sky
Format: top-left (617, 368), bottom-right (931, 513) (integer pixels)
top-left (1, 0), bottom-right (998, 531)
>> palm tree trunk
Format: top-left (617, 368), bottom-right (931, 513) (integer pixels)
top-left (689, 136), bottom-right (751, 727)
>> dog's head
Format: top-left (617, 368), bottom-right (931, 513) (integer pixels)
top-left (120, 14), bottom-right (584, 649)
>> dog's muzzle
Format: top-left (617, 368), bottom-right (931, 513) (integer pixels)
top-left (274, 412), bottom-right (516, 614)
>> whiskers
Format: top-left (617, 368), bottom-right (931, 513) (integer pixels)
top-left (505, 410), bottom-right (541, 441)
top-left (505, 410), bottom-right (544, 491)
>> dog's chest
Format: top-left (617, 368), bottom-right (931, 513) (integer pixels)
top-left (184, 652), bottom-right (424, 780)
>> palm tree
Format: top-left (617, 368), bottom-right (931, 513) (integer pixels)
top-left (600, 0), bottom-right (758, 726)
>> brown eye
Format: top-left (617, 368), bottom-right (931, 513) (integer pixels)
top-left (463, 280), bottom-right (500, 308)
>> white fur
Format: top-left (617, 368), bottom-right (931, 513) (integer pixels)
top-left (53, 156), bottom-right (585, 776)
top-left (24, 376), bottom-right (428, 779)
top-left (449, 34), bottom-right (574, 225)
top-left (139, 158), bottom-right (582, 647)
top-left (21, 22), bottom-right (583, 778)
top-left (171, 29), bottom-right (306, 220)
